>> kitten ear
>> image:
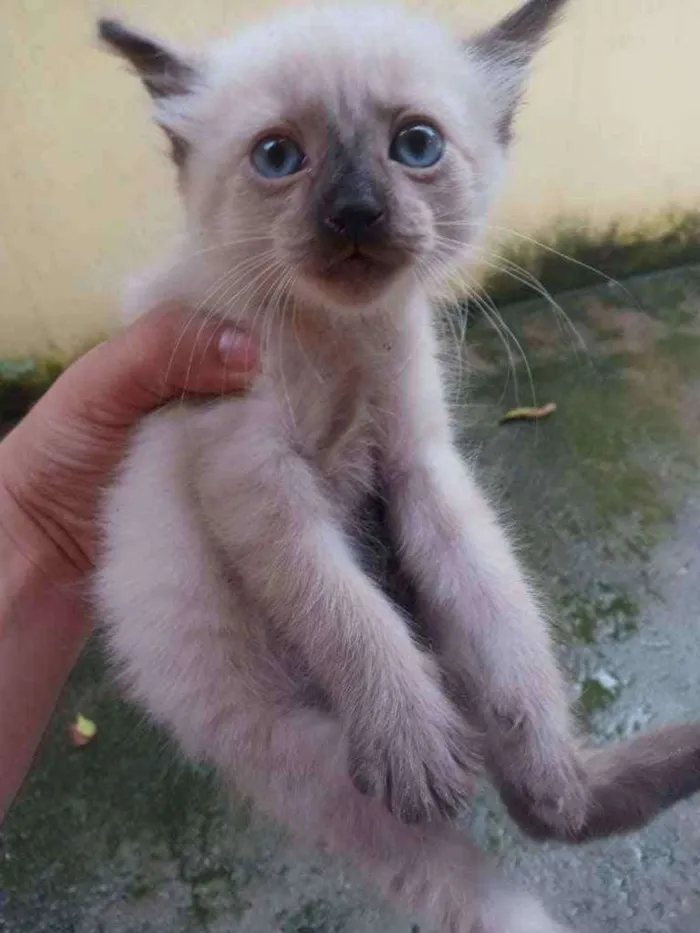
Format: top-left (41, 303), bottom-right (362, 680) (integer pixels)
top-left (98, 19), bottom-right (198, 98)
top-left (468, 0), bottom-right (571, 144)
top-left (98, 18), bottom-right (201, 167)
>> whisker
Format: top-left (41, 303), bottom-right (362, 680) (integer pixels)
top-left (217, 259), bottom-right (292, 396)
top-left (275, 272), bottom-right (299, 431)
top-left (174, 253), bottom-right (281, 406)
top-left (160, 267), bottom-right (243, 406)
top-left (291, 291), bottom-right (325, 388)
top-left (424, 248), bottom-right (536, 408)
top-left (462, 242), bottom-right (588, 355)
top-left (452, 264), bottom-right (536, 408)
top-left (437, 219), bottom-right (642, 309)
top-left (160, 249), bottom-right (278, 393)
top-left (415, 262), bottom-right (468, 405)
top-left (433, 232), bottom-right (589, 372)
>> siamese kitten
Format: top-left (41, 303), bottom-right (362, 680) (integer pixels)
top-left (96, 3), bottom-right (700, 931)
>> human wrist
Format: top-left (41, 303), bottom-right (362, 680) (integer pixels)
top-left (0, 490), bottom-right (91, 820)
top-left (0, 442), bottom-right (87, 584)
top-left (0, 482), bottom-right (89, 640)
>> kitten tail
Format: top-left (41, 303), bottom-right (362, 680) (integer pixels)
top-left (502, 722), bottom-right (700, 843)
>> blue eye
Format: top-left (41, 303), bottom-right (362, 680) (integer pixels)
top-left (251, 136), bottom-right (305, 179)
top-left (390, 123), bottom-right (444, 169)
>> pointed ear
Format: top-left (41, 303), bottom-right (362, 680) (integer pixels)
top-left (468, 0), bottom-right (572, 144)
top-left (98, 19), bottom-right (198, 98)
top-left (98, 19), bottom-right (201, 167)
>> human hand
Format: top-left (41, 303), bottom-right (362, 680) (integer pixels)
top-left (0, 304), bottom-right (257, 815)
top-left (0, 304), bottom-right (258, 581)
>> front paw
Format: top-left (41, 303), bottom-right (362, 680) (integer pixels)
top-left (488, 712), bottom-right (589, 839)
top-left (348, 697), bottom-right (482, 823)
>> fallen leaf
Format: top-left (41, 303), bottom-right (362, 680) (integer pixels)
top-left (500, 402), bottom-right (557, 424)
top-left (69, 713), bottom-right (97, 748)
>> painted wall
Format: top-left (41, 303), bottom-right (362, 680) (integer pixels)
top-left (1, 0), bottom-right (698, 357)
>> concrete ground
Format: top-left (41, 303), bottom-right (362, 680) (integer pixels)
top-left (2, 264), bottom-right (700, 933)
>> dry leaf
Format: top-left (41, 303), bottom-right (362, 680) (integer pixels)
top-left (69, 713), bottom-right (97, 748)
top-left (500, 402), bottom-right (557, 424)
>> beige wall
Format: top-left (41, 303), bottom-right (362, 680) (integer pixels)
top-left (1, 0), bottom-right (698, 357)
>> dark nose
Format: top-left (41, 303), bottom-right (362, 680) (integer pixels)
top-left (322, 194), bottom-right (386, 245)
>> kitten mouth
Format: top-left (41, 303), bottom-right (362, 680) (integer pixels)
top-left (301, 243), bottom-right (413, 302)
top-left (341, 248), bottom-right (379, 270)
top-left (323, 244), bottom-right (407, 276)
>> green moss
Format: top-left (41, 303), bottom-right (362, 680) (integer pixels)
top-left (477, 212), bottom-right (700, 307)
top-left (654, 332), bottom-right (700, 378)
top-left (2, 693), bottom-right (208, 895)
top-left (0, 358), bottom-right (64, 426)
top-left (577, 671), bottom-right (622, 717)
top-left (466, 350), bottom-right (680, 565)
top-left (557, 585), bottom-right (640, 647)
top-left (3, 638), bottom-right (291, 930)
top-left (189, 870), bottom-right (253, 925)
top-left (456, 263), bottom-right (700, 680)
top-left (0, 333), bottom-right (106, 427)
top-left (277, 898), bottom-right (353, 933)
top-left (539, 361), bottom-right (672, 528)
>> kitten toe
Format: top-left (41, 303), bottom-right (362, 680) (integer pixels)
top-left (348, 708), bottom-right (481, 823)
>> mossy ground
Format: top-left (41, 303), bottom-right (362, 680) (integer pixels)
top-left (458, 264), bottom-right (700, 726)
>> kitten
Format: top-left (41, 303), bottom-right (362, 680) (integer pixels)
top-left (96, 3), bottom-right (700, 931)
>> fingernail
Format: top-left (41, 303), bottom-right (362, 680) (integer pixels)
top-left (217, 329), bottom-right (258, 371)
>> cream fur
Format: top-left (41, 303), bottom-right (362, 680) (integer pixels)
top-left (96, 5), bottom-right (700, 932)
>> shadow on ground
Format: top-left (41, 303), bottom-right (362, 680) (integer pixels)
top-left (2, 265), bottom-right (700, 932)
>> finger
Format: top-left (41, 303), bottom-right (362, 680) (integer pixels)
top-left (51, 304), bottom-right (259, 425)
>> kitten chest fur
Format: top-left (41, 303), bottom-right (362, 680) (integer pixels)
top-left (141, 254), bottom-right (446, 525)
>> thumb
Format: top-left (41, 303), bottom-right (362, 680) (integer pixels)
top-left (57, 304), bottom-right (259, 426)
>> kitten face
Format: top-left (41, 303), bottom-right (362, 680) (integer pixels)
top-left (100, 2), bottom-right (564, 314)
top-left (179, 9), bottom-right (502, 311)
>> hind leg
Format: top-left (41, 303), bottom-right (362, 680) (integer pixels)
top-left (234, 700), bottom-right (574, 933)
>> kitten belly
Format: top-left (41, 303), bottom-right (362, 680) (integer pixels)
top-left (347, 490), bottom-right (426, 648)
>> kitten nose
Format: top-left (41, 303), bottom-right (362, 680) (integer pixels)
top-left (323, 196), bottom-right (386, 244)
